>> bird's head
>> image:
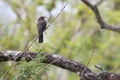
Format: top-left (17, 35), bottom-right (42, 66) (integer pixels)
top-left (38, 16), bottom-right (46, 21)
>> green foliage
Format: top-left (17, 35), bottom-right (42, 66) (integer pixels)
top-left (0, 0), bottom-right (120, 80)
top-left (14, 55), bottom-right (46, 80)
top-left (45, 2), bottom-right (55, 11)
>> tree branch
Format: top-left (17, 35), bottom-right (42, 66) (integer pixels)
top-left (0, 50), bottom-right (92, 73)
top-left (0, 50), bottom-right (120, 80)
top-left (81, 0), bottom-right (120, 33)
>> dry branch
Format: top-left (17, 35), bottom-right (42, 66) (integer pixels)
top-left (0, 50), bottom-right (120, 80)
top-left (81, 0), bottom-right (120, 33)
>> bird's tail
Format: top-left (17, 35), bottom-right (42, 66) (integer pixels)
top-left (38, 33), bottom-right (43, 43)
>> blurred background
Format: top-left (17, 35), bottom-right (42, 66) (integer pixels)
top-left (0, 0), bottom-right (120, 80)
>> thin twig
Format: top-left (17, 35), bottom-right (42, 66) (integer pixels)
top-left (80, 34), bottom-right (96, 79)
top-left (96, 0), bottom-right (105, 6)
top-left (31, 2), bottom-right (69, 79)
top-left (46, 2), bottom-right (68, 29)
top-left (2, 2), bottom-right (68, 80)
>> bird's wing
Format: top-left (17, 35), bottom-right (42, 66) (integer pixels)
top-left (37, 20), bottom-right (46, 33)
top-left (41, 20), bottom-right (46, 30)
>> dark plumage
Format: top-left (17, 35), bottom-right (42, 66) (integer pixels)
top-left (37, 16), bottom-right (46, 43)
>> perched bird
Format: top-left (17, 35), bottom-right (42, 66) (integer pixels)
top-left (37, 16), bottom-right (46, 43)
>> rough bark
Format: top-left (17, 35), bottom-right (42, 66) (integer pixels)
top-left (0, 50), bottom-right (120, 80)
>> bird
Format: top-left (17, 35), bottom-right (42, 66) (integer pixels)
top-left (37, 16), bottom-right (46, 43)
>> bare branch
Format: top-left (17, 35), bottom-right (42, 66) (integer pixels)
top-left (81, 0), bottom-right (120, 33)
top-left (0, 50), bottom-right (91, 73)
top-left (0, 50), bottom-right (120, 80)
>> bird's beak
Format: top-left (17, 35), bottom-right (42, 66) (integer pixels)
top-left (44, 16), bottom-right (48, 19)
